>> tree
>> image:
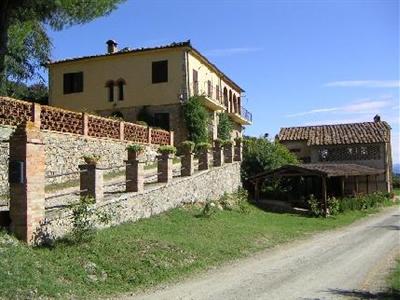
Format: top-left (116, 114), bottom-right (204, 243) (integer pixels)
top-left (182, 96), bottom-right (209, 144)
top-left (241, 136), bottom-right (298, 181)
top-left (0, 0), bottom-right (126, 95)
top-left (217, 112), bottom-right (233, 141)
top-left (7, 81), bottom-right (48, 104)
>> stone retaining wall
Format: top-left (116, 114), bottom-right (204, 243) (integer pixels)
top-left (42, 162), bottom-right (241, 239)
top-left (0, 125), bottom-right (158, 197)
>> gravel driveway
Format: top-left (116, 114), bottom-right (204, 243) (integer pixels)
top-left (126, 206), bottom-right (399, 300)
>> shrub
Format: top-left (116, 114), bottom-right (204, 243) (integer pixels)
top-left (180, 141), bottom-right (195, 153)
top-left (327, 196), bottom-right (340, 215)
top-left (183, 96), bottom-right (209, 144)
top-left (82, 154), bottom-right (101, 165)
top-left (199, 201), bottom-right (220, 218)
top-left (234, 137), bottom-right (243, 143)
top-left (241, 137), bottom-right (298, 181)
top-left (158, 145), bottom-right (177, 155)
top-left (217, 112), bottom-right (233, 141)
top-left (70, 197), bottom-right (111, 243)
top-left (307, 194), bottom-right (323, 217)
top-left (137, 106), bottom-right (154, 126)
top-left (126, 144), bottom-right (144, 152)
top-left (135, 121), bottom-right (148, 127)
top-left (339, 192), bottom-right (391, 213)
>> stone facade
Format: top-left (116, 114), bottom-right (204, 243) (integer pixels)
top-left (41, 162), bottom-right (242, 239)
top-left (0, 125), bottom-right (158, 197)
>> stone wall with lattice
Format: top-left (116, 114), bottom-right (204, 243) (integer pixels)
top-left (0, 97), bottom-right (33, 126)
top-left (151, 129), bottom-right (171, 145)
top-left (318, 145), bottom-right (382, 162)
top-left (0, 97), bottom-right (172, 145)
top-left (40, 105), bottom-right (83, 135)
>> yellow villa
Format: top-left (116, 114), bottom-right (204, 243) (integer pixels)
top-left (48, 40), bottom-right (252, 145)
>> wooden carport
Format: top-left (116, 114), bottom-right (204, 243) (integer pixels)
top-left (248, 163), bottom-right (385, 215)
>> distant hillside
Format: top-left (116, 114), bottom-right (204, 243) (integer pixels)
top-left (393, 163), bottom-right (400, 175)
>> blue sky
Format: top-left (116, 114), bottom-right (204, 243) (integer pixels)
top-left (46, 0), bottom-right (399, 162)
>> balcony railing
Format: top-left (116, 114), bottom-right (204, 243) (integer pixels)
top-left (240, 106), bottom-right (252, 122)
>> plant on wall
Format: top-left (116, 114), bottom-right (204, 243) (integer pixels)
top-left (183, 96), bottom-right (209, 144)
top-left (137, 105), bottom-right (154, 126)
top-left (217, 112), bottom-right (233, 141)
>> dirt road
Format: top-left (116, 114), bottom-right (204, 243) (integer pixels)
top-left (128, 207), bottom-right (399, 300)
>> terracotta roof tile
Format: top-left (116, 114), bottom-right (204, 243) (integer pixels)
top-left (278, 121), bottom-right (390, 146)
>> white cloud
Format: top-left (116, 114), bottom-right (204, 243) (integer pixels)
top-left (324, 80), bottom-right (400, 88)
top-left (286, 98), bottom-right (392, 118)
top-left (205, 47), bottom-right (262, 57)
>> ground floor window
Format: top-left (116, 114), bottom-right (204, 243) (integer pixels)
top-left (154, 113), bottom-right (170, 131)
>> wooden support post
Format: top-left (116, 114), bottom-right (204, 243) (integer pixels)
top-left (375, 175), bottom-right (378, 192)
top-left (321, 176), bottom-right (327, 217)
top-left (341, 177), bottom-right (345, 197)
top-left (355, 176), bottom-right (359, 195)
top-left (366, 175), bottom-right (369, 194)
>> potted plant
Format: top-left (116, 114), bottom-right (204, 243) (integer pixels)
top-left (223, 140), bottom-right (234, 148)
top-left (158, 145), bottom-right (177, 157)
top-left (214, 138), bottom-right (224, 149)
top-left (126, 144), bottom-right (145, 160)
top-left (180, 140), bottom-right (195, 154)
top-left (82, 154), bottom-right (101, 165)
top-left (196, 142), bottom-right (212, 153)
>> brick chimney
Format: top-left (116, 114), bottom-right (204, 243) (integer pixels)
top-left (374, 114), bottom-right (381, 122)
top-left (106, 40), bottom-right (118, 54)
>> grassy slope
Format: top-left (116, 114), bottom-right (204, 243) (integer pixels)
top-left (0, 202), bottom-right (393, 299)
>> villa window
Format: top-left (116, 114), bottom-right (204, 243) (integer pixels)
top-left (216, 85), bottom-right (220, 100)
top-left (105, 80), bottom-right (114, 102)
top-left (116, 79), bottom-right (126, 101)
top-left (63, 72), bottom-right (83, 94)
top-left (193, 69), bottom-right (199, 95)
top-left (152, 60), bottom-right (168, 83)
top-left (207, 80), bottom-right (212, 98)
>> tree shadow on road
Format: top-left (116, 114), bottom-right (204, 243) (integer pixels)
top-left (327, 288), bottom-right (399, 299)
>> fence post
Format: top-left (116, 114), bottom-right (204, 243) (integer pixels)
top-left (234, 140), bottom-right (243, 162)
top-left (157, 153), bottom-right (173, 183)
top-left (181, 151), bottom-right (194, 176)
top-left (213, 140), bottom-right (224, 167)
top-left (9, 122), bottom-right (45, 245)
top-left (31, 103), bottom-right (41, 128)
top-left (119, 121), bottom-right (125, 141)
top-left (126, 158), bottom-right (145, 193)
top-left (198, 149), bottom-right (211, 171)
top-left (224, 143), bottom-right (234, 163)
top-left (169, 131), bottom-right (174, 146)
top-left (82, 113), bottom-right (89, 136)
top-left (79, 164), bottom-right (104, 201)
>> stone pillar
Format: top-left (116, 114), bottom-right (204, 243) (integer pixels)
top-left (169, 131), bottom-right (174, 146)
top-left (234, 140), bottom-right (243, 162)
top-left (158, 153), bottom-right (173, 183)
top-left (126, 159), bottom-right (145, 192)
top-left (213, 141), bottom-right (224, 167)
top-left (9, 122), bottom-right (45, 245)
top-left (224, 143), bottom-right (234, 163)
top-left (181, 151), bottom-right (194, 176)
top-left (79, 164), bottom-right (104, 201)
top-left (198, 149), bottom-right (211, 171)
top-left (147, 127), bottom-right (152, 144)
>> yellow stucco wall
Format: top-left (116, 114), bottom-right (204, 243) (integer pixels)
top-left (186, 51), bottom-right (242, 107)
top-left (49, 49), bottom-right (185, 112)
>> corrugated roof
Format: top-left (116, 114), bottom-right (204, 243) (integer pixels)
top-left (278, 121), bottom-right (390, 146)
top-left (47, 40), bottom-right (244, 92)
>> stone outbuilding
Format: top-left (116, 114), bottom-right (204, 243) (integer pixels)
top-left (277, 115), bottom-right (393, 193)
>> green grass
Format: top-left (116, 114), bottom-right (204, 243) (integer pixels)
top-left (0, 201), bottom-right (395, 299)
top-left (393, 188), bottom-right (400, 196)
top-left (388, 258), bottom-right (400, 296)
